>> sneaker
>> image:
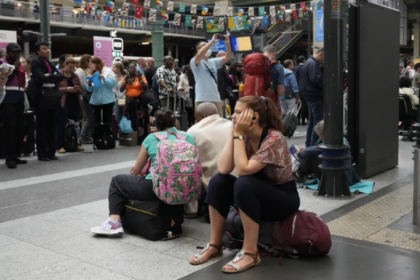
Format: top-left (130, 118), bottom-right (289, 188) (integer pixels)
top-left (58, 148), bottom-right (66, 154)
top-left (90, 219), bottom-right (124, 236)
top-left (77, 146), bottom-right (85, 152)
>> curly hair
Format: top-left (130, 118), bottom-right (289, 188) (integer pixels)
top-left (154, 108), bottom-right (176, 131)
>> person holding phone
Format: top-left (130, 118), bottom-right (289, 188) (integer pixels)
top-left (56, 57), bottom-right (84, 154)
top-left (191, 33), bottom-right (232, 117)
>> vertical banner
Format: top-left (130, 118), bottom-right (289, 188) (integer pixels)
top-left (218, 18), bottom-right (224, 29)
top-left (280, 5), bottom-right (285, 11)
top-left (226, 6), bottom-right (233, 16)
top-left (278, 14), bottom-right (284, 23)
top-left (254, 18), bottom-right (260, 28)
top-left (271, 16), bottom-right (276, 26)
top-left (292, 10), bottom-right (298, 20)
top-left (237, 8), bottom-right (244, 16)
top-left (144, 0), bottom-right (150, 8)
top-left (161, 11), bottom-right (168, 22)
top-left (228, 17), bottom-right (235, 29)
top-left (132, 0), bottom-right (138, 4)
top-left (299, 8), bottom-right (304, 18)
top-left (213, 6), bottom-right (220, 16)
top-left (93, 37), bottom-right (113, 68)
top-left (179, 3), bottom-right (185, 13)
top-left (149, 8), bottom-right (156, 21)
top-left (315, 5), bottom-right (324, 42)
top-left (197, 17), bottom-right (203, 28)
top-left (185, 15), bottom-right (192, 26)
top-left (190, 4), bottom-right (197, 14)
top-left (263, 16), bottom-right (269, 26)
top-left (258, 7), bottom-right (265, 16)
top-left (135, 5), bottom-right (143, 19)
top-left (269, 6), bottom-right (275, 17)
top-left (248, 7), bottom-right (254, 17)
top-left (174, 13), bottom-right (181, 25)
top-left (202, 6), bottom-right (208, 15)
top-left (285, 12), bottom-right (291, 22)
top-left (167, 1), bottom-right (174, 12)
top-left (156, 0), bottom-right (162, 9)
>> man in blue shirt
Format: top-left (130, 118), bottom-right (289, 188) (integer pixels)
top-left (262, 45), bottom-right (285, 109)
top-left (136, 57), bottom-right (147, 76)
top-left (191, 34), bottom-right (232, 116)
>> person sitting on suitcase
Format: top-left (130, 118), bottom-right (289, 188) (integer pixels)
top-left (91, 108), bottom-right (195, 236)
top-left (189, 96), bottom-right (300, 274)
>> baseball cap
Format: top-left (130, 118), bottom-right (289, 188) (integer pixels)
top-left (6, 43), bottom-right (22, 52)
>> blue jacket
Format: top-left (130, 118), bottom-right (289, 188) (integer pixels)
top-left (280, 69), bottom-right (299, 101)
top-left (298, 56), bottom-right (323, 100)
top-left (269, 62), bottom-right (285, 94)
top-left (86, 67), bottom-right (116, 105)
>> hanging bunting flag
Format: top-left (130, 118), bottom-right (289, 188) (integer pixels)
top-left (122, 19), bottom-right (126, 28)
top-left (292, 9), bottom-right (298, 20)
top-left (185, 15), bottom-right (192, 26)
top-left (167, 1), bottom-right (174, 12)
top-left (144, 0), bottom-right (150, 8)
top-left (173, 13), bottom-right (181, 25)
top-left (202, 5), bottom-right (208, 16)
top-left (228, 17), bottom-right (235, 29)
top-left (300, 2), bottom-right (306, 9)
top-left (278, 14), bottom-right (283, 23)
top-left (156, 0), bottom-right (162, 9)
top-left (135, 5), bottom-right (143, 19)
top-left (104, 14), bottom-right (110, 22)
top-left (285, 12), bottom-right (291, 22)
top-left (291, 4), bottom-right (296, 11)
top-left (149, 8), bottom-right (156, 21)
top-left (259, 7), bottom-right (265, 16)
top-left (248, 7), bottom-right (254, 17)
top-left (317, 1), bottom-right (323, 9)
top-left (197, 17), bottom-right (203, 28)
top-left (237, 7), bottom-right (244, 17)
top-left (254, 18), bottom-right (260, 28)
top-left (262, 15), bottom-right (269, 26)
top-left (118, 18), bottom-right (122, 27)
top-left (132, 0), bottom-right (138, 4)
top-left (179, 3), bottom-right (185, 13)
top-left (213, 6), bottom-right (220, 16)
top-left (279, 5), bottom-right (285, 11)
top-left (246, 17), bottom-right (252, 29)
top-left (269, 6), bottom-right (275, 17)
top-left (191, 4), bottom-right (197, 14)
top-left (227, 7), bottom-right (233, 16)
top-left (235, 16), bottom-right (243, 30)
top-left (161, 11), bottom-right (168, 21)
top-left (299, 8), bottom-right (304, 18)
top-left (218, 18), bottom-right (224, 29)
top-left (271, 16), bottom-right (276, 26)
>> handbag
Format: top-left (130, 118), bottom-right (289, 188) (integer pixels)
top-left (118, 98), bottom-right (126, 107)
top-left (119, 116), bottom-right (133, 134)
top-left (140, 89), bottom-right (157, 106)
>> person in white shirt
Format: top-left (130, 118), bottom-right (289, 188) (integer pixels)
top-left (191, 34), bottom-right (232, 116)
top-left (185, 102), bottom-right (236, 215)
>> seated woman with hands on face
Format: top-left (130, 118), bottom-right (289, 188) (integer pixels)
top-left (189, 96), bottom-right (300, 274)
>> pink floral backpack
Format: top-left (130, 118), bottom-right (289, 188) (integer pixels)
top-left (151, 131), bottom-right (202, 205)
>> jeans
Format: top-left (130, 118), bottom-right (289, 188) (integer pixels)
top-left (206, 174), bottom-right (300, 224)
top-left (92, 103), bottom-right (114, 126)
top-left (80, 99), bottom-right (94, 139)
top-left (306, 98), bottom-right (324, 147)
top-left (114, 101), bottom-right (124, 125)
top-left (0, 102), bottom-right (24, 159)
top-left (56, 103), bottom-right (80, 150)
top-left (280, 98), bottom-right (297, 117)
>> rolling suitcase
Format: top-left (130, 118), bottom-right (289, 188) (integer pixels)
top-left (21, 110), bottom-right (36, 156)
top-left (282, 104), bottom-right (301, 139)
top-left (167, 93), bottom-right (188, 131)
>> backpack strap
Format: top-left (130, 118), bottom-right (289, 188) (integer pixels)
top-left (167, 130), bottom-right (187, 141)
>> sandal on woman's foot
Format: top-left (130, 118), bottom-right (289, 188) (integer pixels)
top-left (221, 251), bottom-right (261, 274)
top-left (189, 243), bottom-right (223, 265)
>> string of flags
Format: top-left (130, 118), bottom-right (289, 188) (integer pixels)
top-left (71, 0), bottom-right (324, 29)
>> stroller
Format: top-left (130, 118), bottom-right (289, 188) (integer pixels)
top-left (399, 94), bottom-right (418, 141)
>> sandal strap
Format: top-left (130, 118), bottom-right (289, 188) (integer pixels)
top-left (233, 250), bottom-right (259, 264)
top-left (199, 243), bottom-right (222, 255)
top-left (243, 251), bottom-right (259, 263)
top-left (226, 261), bottom-right (241, 271)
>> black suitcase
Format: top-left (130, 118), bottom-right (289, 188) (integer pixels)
top-left (167, 93), bottom-right (188, 131)
top-left (121, 199), bottom-right (184, 241)
top-left (21, 110), bottom-right (36, 156)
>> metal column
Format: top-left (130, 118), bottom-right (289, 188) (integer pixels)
top-left (151, 0), bottom-right (163, 67)
top-left (414, 149), bottom-right (420, 226)
top-left (39, 0), bottom-right (50, 44)
top-left (316, 0), bottom-right (353, 199)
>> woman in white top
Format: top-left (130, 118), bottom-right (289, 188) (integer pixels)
top-left (112, 62), bottom-right (126, 124)
top-left (399, 76), bottom-right (419, 110)
top-left (75, 54), bottom-right (94, 144)
top-left (178, 65), bottom-right (193, 127)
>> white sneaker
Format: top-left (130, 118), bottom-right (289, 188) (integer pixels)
top-left (90, 219), bottom-right (124, 236)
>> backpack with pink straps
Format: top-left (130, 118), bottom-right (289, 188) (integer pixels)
top-left (151, 131), bottom-right (202, 205)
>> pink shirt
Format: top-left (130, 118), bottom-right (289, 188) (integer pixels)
top-left (43, 58), bottom-right (53, 73)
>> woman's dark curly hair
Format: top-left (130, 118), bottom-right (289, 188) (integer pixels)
top-left (155, 108), bottom-right (176, 131)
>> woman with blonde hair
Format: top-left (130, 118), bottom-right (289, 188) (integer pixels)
top-left (112, 61), bottom-right (126, 124)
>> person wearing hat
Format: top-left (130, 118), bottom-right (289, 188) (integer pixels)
top-left (0, 43), bottom-right (27, 169)
top-left (26, 41), bottom-right (63, 162)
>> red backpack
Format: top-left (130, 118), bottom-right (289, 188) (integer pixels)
top-left (276, 210), bottom-right (332, 256)
top-left (242, 53), bottom-right (279, 107)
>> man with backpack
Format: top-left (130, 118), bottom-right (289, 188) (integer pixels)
top-left (262, 45), bottom-right (285, 102)
top-left (191, 34), bottom-right (232, 117)
top-left (299, 48), bottom-right (325, 147)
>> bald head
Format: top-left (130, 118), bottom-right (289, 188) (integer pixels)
top-left (147, 57), bottom-right (155, 68)
top-left (137, 57), bottom-right (147, 68)
top-left (195, 102), bottom-right (218, 123)
top-left (216, 51), bottom-right (226, 58)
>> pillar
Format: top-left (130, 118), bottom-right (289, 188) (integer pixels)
top-left (23, 37), bottom-right (30, 58)
top-left (151, 0), bottom-right (164, 67)
top-left (414, 22), bottom-right (420, 59)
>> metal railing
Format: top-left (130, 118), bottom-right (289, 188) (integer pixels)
top-left (0, 0), bottom-right (206, 37)
top-left (270, 18), bottom-right (308, 57)
top-left (413, 124), bottom-right (420, 227)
